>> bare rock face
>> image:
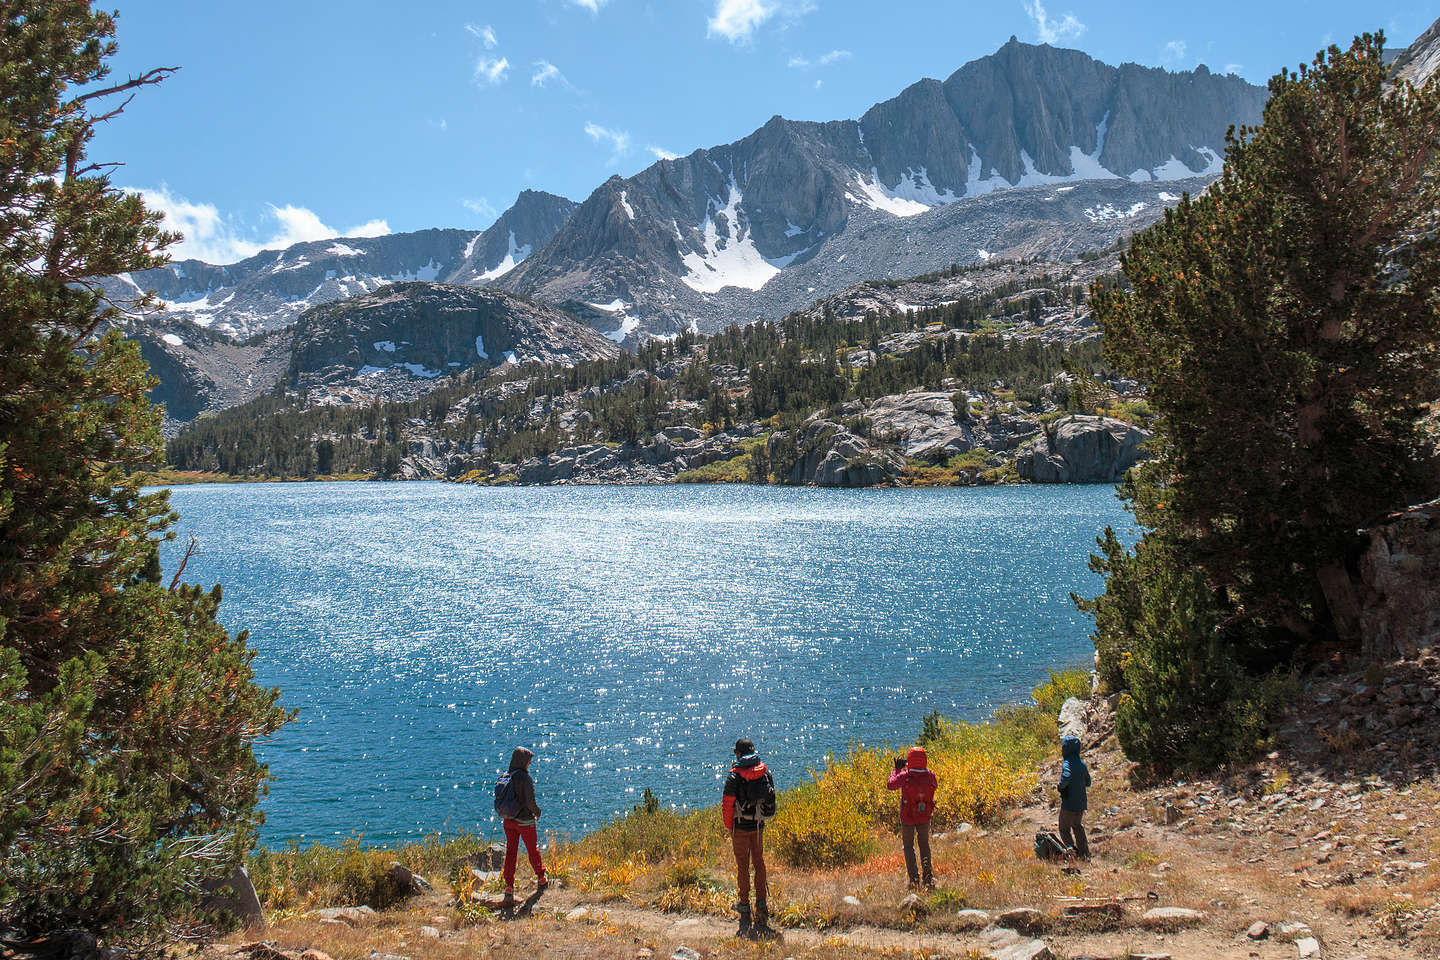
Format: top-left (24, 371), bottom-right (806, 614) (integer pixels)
top-left (1356, 498), bottom-right (1440, 658)
top-left (1015, 415), bottom-right (1150, 483)
top-left (288, 282), bottom-right (619, 393)
top-left (1393, 16), bottom-right (1440, 86)
top-left (865, 391), bottom-right (973, 460)
top-left (772, 418), bottom-right (905, 487)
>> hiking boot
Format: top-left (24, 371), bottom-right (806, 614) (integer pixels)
top-left (535, 876), bottom-right (549, 893)
top-left (754, 900), bottom-right (773, 937)
top-left (734, 901), bottom-right (752, 938)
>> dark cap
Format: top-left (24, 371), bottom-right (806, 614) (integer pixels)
top-left (734, 738), bottom-right (755, 756)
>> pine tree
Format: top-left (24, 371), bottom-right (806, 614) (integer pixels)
top-left (0, 3), bottom-right (289, 947)
top-left (1083, 33), bottom-right (1440, 769)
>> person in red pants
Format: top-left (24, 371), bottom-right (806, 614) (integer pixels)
top-left (499, 746), bottom-right (546, 903)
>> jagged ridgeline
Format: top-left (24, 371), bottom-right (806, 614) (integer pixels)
top-left (163, 259), bottom-right (1130, 484)
top-left (119, 39), bottom-right (1265, 435)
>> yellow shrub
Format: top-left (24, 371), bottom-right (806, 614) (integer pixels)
top-left (770, 784), bottom-right (876, 869)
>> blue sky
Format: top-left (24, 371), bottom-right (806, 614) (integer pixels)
top-left (91, 1), bottom-right (1436, 263)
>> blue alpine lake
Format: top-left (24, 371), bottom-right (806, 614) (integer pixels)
top-left (158, 482), bottom-right (1132, 845)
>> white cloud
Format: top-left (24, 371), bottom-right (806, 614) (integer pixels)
top-left (462, 197), bottom-right (499, 224)
top-left (788, 48), bottom-right (851, 69)
top-left (1022, 0), bottom-right (1086, 46)
top-left (709, 0), bottom-right (813, 43)
top-left (531, 60), bottom-right (570, 88)
top-left (133, 185), bottom-right (389, 264)
top-left (475, 55), bottom-right (510, 85)
top-left (465, 23), bottom-right (498, 49)
top-left (585, 122), bottom-right (632, 165)
top-left (648, 146), bottom-right (680, 161)
top-left (1223, 62), bottom-right (1243, 75)
top-left (1162, 40), bottom-right (1188, 63)
top-left (569, 0), bottom-right (611, 11)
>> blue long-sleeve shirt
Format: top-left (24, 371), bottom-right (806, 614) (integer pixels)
top-left (1058, 737), bottom-right (1091, 812)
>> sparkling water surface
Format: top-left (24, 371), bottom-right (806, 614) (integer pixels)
top-left (159, 482), bottom-right (1130, 845)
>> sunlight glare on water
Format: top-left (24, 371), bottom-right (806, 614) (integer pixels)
top-left (159, 482), bottom-right (1131, 844)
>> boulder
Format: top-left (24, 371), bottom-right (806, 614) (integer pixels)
top-left (1139, 906), bottom-right (1205, 930)
top-left (387, 861), bottom-right (431, 896)
top-left (1057, 697), bottom-right (1089, 741)
top-left (995, 907), bottom-right (1046, 933)
top-left (454, 843), bottom-right (506, 873)
top-left (1016, 415), bottom-right (1151, 483)
top-left (955, 908), bottom-right (991, 928)
top-left (988, 941), bottom-right (1052, 960)
top-left (1296, 938), bottom-right (1322, 959)
top-left (311, 905), bottom-right (377, 924)
top-left (897, 892), bottom-right (928, 916)
top-left (1354, 498), bottom-right (1440, 658)
top-left (201, 865), bottom-right (265, 931)
top-left (1246, 920), bottom-right (1271, 940)
top-left (773, 419), bottom-right (903, 487)
top-left (864, 391), bottom-right (973, 460)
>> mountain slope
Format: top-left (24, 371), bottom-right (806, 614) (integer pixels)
top-left (445, 190), bottom-right (579, 285)
top-left (499, 39), bottom-right (1265, 341)
top-left (105, 192), bottom-right (578, 340)
top-left (1393, 16), bottom-right (1440, 86)
top-left (141, 283), bottom-right (617, 432)
top-left (287, 281), bottom-right (619, 401)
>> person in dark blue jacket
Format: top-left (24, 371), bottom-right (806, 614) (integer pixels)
top-left (1057, 736), bottom-right (1091, 859)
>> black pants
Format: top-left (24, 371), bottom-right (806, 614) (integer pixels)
top-left (1059, 808), bottom-right (1089, 858)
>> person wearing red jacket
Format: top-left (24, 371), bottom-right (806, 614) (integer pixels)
top-left (887, 746), bottom-right (938, 888)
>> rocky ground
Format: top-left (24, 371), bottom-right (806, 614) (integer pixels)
top-left (209, 651), bottom-right (1439, 960)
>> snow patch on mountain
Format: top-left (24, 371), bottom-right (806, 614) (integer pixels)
top-left (328, 243), bottom-right (365, 257)
top-left (389, 259), bottom-right (443, 284)
top-left (679, 180), bottom-right (784, 293)
top-left (619, 191), bottom-right (635, 220)
top-left (475, 335), bottom-right (487, 359)
top-left (847, 170), bottom-right (933, 217)
top-left (479, 233), bottom-right (532, 282)
top-left (1138, 147), bottom-right (1224, 182)
top-left (1084, 201), bottom-right (1148, 222)
top-left (373, 340), bottom-right (397, 352)
top-left (161, 333), bottom-right (184, 347)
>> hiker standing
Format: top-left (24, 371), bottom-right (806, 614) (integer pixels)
top-left (887, 746), bottom-right (938, 888)
top-left (723, 738), bottom-right (777, 938)
top-left (1057, 735), bottom-right (1091, 859)
top-left (496, 746), bottom-right (547, 902)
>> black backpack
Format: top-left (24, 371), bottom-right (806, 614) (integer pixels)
top-left (735, 771), bottom-right (777, 824)
top-left (1034, 830), bottom-right (1069, 861)
top-left (494, 771), bottom-right (521, 819)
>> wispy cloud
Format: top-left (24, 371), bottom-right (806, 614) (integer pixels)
top-left (1223, 62), bottom-right (1243, 75)
top-left (133, 185), bottom-right (388, 264)
top-left (463, 197), bottom-right (499, 223)
top-left (787, 49), bottom-right (852, 69)
top-left (465, 23), bottom-right (498, 49)
top-left (709, 0), bottom-right (814, 44)
top-left (585, 122), bottom-right (632, 165)
top-left (1161, 40), bottom-right (1188, 64)
top-left (1022, 0), bottom-right (1086, 46)
top-left (648, 146), bottom-right (680, 161)
top-left (475, 56), bottom-right (510, 85)
top-left (569, 0), bottom-right (611, 12)
top-left (531, 60), bottom-right (573, 90)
